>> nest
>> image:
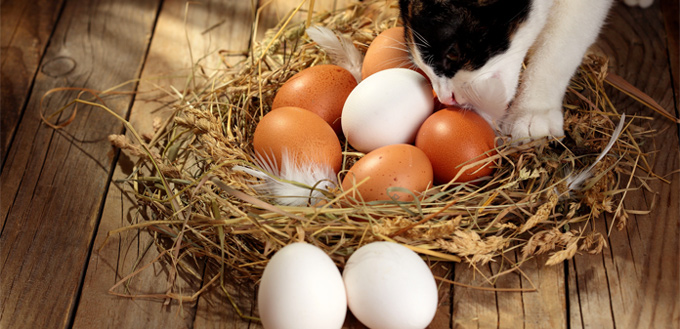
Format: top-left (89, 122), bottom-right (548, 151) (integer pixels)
top-left (55, 0), bottom-right (663, 306)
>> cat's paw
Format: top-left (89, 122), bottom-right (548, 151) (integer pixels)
top-left (501, 107), bottom-right (565, 143)
top-left (623, 0), bottom-right (653, 8)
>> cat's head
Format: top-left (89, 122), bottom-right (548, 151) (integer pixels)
top-left (399, 0), bottom-right (537, 120)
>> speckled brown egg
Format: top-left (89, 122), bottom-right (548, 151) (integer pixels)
top-left (361, 27), bottom-right (427, 80)
top-left (272, 65), bottom-right (357, 135)
top-left (341, 144), bottom-right (433, 202)
top-left (415, 107), bottom-right (497, 184)
top-left (253, 106), bottom-right (343, 173)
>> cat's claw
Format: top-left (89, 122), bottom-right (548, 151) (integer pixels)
top-left (501, 108), bottom-right (565, 143)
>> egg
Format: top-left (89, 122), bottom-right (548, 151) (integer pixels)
top-left (342, 144), bottom-right (432, 202)
top-left (415, 106), bottom-right (497, 184)
top-left (362, 27), bottom-right (426, 80)
top-left (258, 243), bottom-right (347, 329)
top-left (272, 65), bottom-right (357, 134)
top-left (343, 241), bottom-right (438, 329)
top-left (342, 68), bottom-right (434, 153)
top-left (253, 106), bottom-right (342, 173)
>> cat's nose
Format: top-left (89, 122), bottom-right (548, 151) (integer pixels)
top-left (449, 93), bottom-right (462, 106)
top-left (438, 92), bottom-right (459, 106)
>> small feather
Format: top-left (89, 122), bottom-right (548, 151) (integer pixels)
top-left (306, 25), bottom-right (363, 82)
top-left (234, 149), bottom-right (338, 206)
top-left (566, 113), bottom-right (626, 191)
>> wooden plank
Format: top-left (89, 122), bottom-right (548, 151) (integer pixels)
top-left (0, 0), bottom-right (64, 164)
top-left (570, 253), bottom-right (615, 329)
top-left (661, 0), bottom-right (678, 104)
top-left (430, 263), bottom-right (455, 329)
top-left (71, 183), bottom-right (201, 329)
top-left (569, 2), bottom-right (680, 329)
top-left (0, 0), bottom-right (160, 328)
top-left (490, 253), bottom-right (524, 329)
top-left (567, 257), bottom-right (584, 329)
top-left (451, 253), bottom-right (566, 329)
top-left (452, 262), bottom-right (499, 329)
top-left (71, 0), bottom-right (256, 328)
top-left (519, 255), bottom-right (567, 329)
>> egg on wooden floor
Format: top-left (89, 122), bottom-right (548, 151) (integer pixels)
top-left (342, 68), bottom-right (434, 153)
top-left (415, 106), bottom-right (497, 184)
top-left (272, 65), bottom-right (357, 135)
top-left (258, 243), bottom-right (347, 329)
top-left (341, 144), bottom-right (432, 202)
top-left (343, 241), bottom-right (438, 329)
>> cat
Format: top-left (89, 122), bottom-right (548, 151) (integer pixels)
top-left (399, 0), bottom-right (653, 142)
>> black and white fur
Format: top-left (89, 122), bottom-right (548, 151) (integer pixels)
top-left (399, 0), bottom-right (652, 141)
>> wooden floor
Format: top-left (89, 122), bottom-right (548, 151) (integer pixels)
top-left (1, 0), bottom-right (678, 328)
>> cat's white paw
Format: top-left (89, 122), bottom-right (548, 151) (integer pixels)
top-left (502, 107), bottom-right (565, 143)
top-left (623, 0), bottom-right (653, 8)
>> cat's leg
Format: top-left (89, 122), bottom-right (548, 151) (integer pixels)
top-left (501, 0), bottom-right (614, 141)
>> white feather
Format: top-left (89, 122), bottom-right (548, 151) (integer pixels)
top-left (233, 149), bottom-right (338, 206)
top-left (306, 25), bottom-right (363, 82)
top-left (566, 113), bottom-right (626, 191)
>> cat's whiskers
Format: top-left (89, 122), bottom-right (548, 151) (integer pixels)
top-left (378, 56), bottom-right (417, 69)
top-left (407, 26), bottom-right (431, 47)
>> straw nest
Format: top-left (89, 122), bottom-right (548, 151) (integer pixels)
top-left (97, 0), bottom-right (661, 296)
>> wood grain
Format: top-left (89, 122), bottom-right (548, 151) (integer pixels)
top-left (661, 0), bottom-right (678, 106)
top-left (452, 262), bottom-right (500, 329)
top-left (430, 263), bottom-right (455, 329)
top-left (491, 254), bottom-right (524, 329)
top-left (71, 0), bottom-right (256, 328)
top-left (519, 255), bottom-right (567, 329)
top-left (450, 253), bottom-right (566, 329)
top-left (0, 0), bottom-right (65, 164)
top-left (0, 0), bottom-right (160, 328)
top-left (569, 2), bottom-right (680, 329)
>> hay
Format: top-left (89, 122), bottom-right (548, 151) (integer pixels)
top-left (48, 0), bottom-right (662, 307)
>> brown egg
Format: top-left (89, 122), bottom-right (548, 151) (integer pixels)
top-left (342, 144), bottom-right (433, 202)
top-left (415, 107), bottom-right (497, 184)
top-left (272, 65), bottom-right (357, 135)
top-left (361, 27), bottom-right (427, 80)
top-left (253, 106), bottom-right (342, 173)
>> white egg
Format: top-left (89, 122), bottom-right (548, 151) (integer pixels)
top-left (343, 241), bottom-right (438, 329)
top-left (342, 68), bottom-right (434, 153)
top-left (258, 243), bottom-right (347, 329)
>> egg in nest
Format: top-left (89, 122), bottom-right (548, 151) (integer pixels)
top-left (272, 65), bottom-right (357, 135)
top-left (416, 106), bottom-right (497, 184)
top-left (361, 27), bottom-right (427, 80)
top-left (342, 144), bottom-right (433, 202)
top-left (238, 107), bottom-right (342, 206)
